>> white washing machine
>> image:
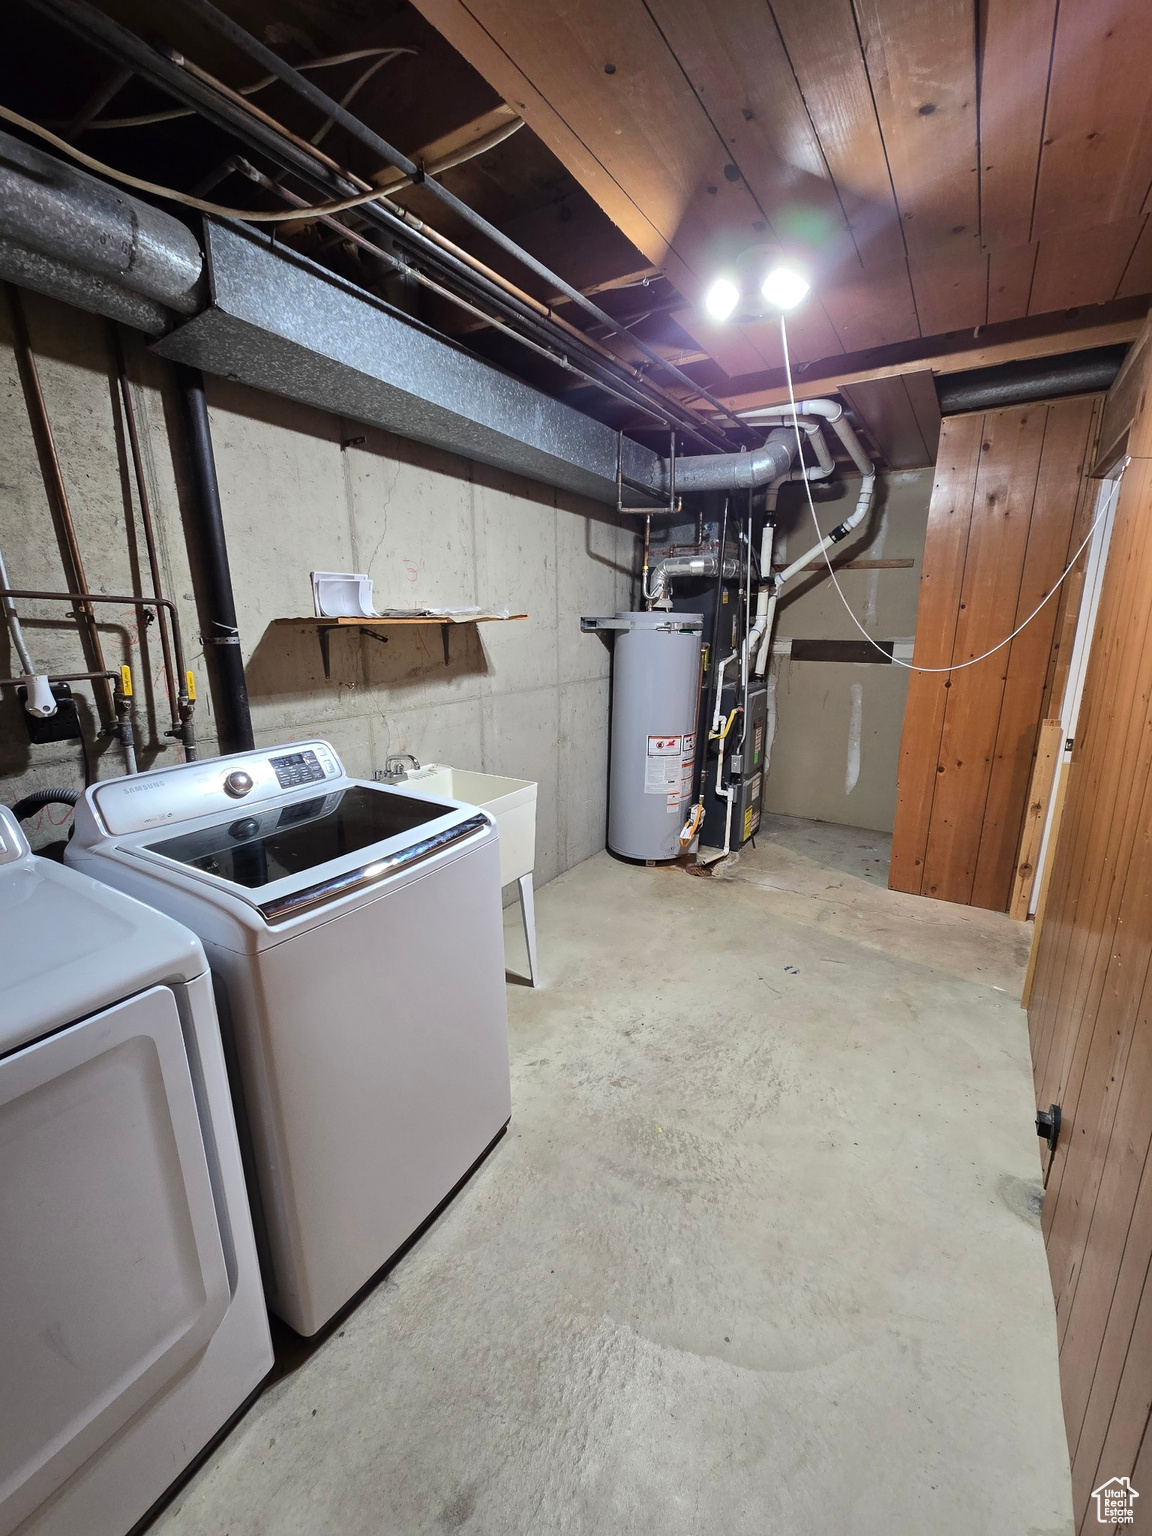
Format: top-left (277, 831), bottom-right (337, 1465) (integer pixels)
top-left (0, 805), bottom-right (272, 1536)
top-left (67, 740), bottom-right (512, 1338)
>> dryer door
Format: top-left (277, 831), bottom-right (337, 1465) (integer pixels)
top-left (0, 985), bottom-right (231, 1536)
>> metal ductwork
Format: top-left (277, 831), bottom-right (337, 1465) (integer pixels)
top-left (151, 221), bottom-right (666, 505)
top-left (0, 127), bottom-right (204, 333)
top-left (655, 430), bottom-right (795, 494)
top-left (936, 345), bottom-right (1128, 415)
top-left (0, 128), bottom-right (790, 505)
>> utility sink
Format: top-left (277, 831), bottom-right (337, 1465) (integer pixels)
top-left (403, 766), bottom-right (535, 886)
top-left (401, 764), bottom-right (539, 986)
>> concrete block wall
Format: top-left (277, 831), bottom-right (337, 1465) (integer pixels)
top-left (0, 291), bottom-right (636, 882)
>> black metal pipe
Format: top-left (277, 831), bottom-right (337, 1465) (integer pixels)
top-left (174, 365), bottom-right (253, 753)
top-left (176, 0), bottom-right (748, 436)
top-left (26, 0), bottom-right (737, 452)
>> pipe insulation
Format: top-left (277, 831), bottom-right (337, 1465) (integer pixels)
top-left (935, 345), bottom-right (1126, 414)
top-left (154, 221), bottom-right (666, 505)
top-left (175, 366), bottom-right (254, 755)
top-left (0, 127), bottom-right (204, 325)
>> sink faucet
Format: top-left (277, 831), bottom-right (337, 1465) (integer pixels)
top-left (380, 752), bottom-right (421, 783)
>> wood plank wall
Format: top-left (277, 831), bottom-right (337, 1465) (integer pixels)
top-left (1028, 321), bottom-right (1152, 1534)
top-left (889, 395), bottom-right (1102, 909)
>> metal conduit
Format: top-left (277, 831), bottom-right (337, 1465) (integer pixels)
top-left (5, 283), bottom-right (115, 724)
top-left (28, 0), bottom-right (739, 452)
top-left (175, 0), bottom-right (747, 436)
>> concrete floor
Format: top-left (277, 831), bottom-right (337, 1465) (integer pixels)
top-left (152, 818), bottom-right (1072, 1536)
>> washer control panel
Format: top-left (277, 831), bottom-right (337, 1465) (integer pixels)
top-left (92, 740), bottom-right (344, 834)
top-left (270, 749), bottom-right (327, 789)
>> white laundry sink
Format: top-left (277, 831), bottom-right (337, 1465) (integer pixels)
top-left (406, 766), bottom-right (535, 887)
top-left (403, 764), bottom-right (539, 985)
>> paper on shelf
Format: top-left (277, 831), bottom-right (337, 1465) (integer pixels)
top-left (311, 571), bottom-right (376, 618)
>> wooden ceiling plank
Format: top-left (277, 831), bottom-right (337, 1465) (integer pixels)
top-left (907, 240), bottom-right (988, 335)
top-left (640, 0), bottom-right (859, 355)
top-left (851, 0), bottom-right (981, 253)
top-left (850, 0), bottom-right (981, 339)
top-left (840, 375), bottom-right (934, 467)
top-left (1117, 216), bottom-right (1152, 301)
top-left (1029, 221), bottom-right (1146, 315)
top-left (711, 302), bottom-right (1147, 411)
top-left (409, 0), bottom-right (698, 294)
top-left (1032, 0), bottom-right (1152, 241)
top-left (768, 0), bottom-right (920, 348)
top-left (987, 244), bottom-right (1038, 326)
top-left (978, 0), bottom-right (1057, 251)
top-left (901, 369), bottom-right (943, 462)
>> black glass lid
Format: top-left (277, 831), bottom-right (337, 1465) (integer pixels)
top-left (144, 784), bottom-right (449, 889)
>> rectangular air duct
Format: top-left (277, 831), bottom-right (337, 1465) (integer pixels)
top-left (152, 221), bottom-right (662, 506)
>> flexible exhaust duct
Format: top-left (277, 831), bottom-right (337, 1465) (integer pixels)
top-left (647, 553), bottom-right (740, 607)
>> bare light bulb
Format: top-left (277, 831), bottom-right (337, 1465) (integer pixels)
top-left (704, 275), bottom-right (740, 322)
top-left (760, 266), bottom-right (810, 310)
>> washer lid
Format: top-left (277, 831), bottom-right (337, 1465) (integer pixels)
top-left (0, 810), bottom-right (207, 1054)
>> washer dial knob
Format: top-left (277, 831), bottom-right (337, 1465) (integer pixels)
top-left (223, 769), bottom-right (254, 799)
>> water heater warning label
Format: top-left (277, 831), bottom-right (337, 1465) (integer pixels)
top-left (645, 753), bottom-right (682, 794)
top-left (647, 735), bottom-right (682, 755)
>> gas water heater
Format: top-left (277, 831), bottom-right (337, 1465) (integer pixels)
top-left (582, 611), bottom-right (702, 861)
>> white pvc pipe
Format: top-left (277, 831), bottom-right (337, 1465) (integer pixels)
top-left (740, 397), bottom-right (873, 478)
top-left (773, 471), bottom-right (876, 588)
top-left (0, 543), bottom-right (56, 717)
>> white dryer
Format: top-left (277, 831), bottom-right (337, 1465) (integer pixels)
top-left (0, 805), bottom-right (272, 1536)
top-left (66, 740), bottom-right (512, 1338)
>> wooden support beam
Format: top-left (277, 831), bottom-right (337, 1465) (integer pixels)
top-left (1010, 718), bottom-right (1064, 920)
top-left (370, 104), bottom-right (522, 189)
top-left (710, 301), bottom-right (1148, 413)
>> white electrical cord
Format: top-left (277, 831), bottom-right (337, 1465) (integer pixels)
top-left (777, 313), bottom-right (1127, 674)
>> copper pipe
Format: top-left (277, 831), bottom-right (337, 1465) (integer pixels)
top-left (233, 164), bottom-right (683, 423)
top-left (171, 57), bottom-right (729, 440)
top-left (4, 285), bottom-right (115, 722)
top-left (0, 588), bottom-right (190, 703)
top-left (110, 327), bottom-right (188, 751)
top-left (0, 669), bottom-right (117, 687)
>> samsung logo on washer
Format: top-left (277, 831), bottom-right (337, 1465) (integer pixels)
top-left (122, 779), bottom-right (165, 794)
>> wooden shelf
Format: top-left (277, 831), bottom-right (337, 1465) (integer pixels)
top-left (273, 613), bottom-right (528, 675)
top-left (274, 613), bottom-right (527, 628)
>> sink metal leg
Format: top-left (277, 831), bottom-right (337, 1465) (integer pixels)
top-left (518, 872), bottom-right (538, 987)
